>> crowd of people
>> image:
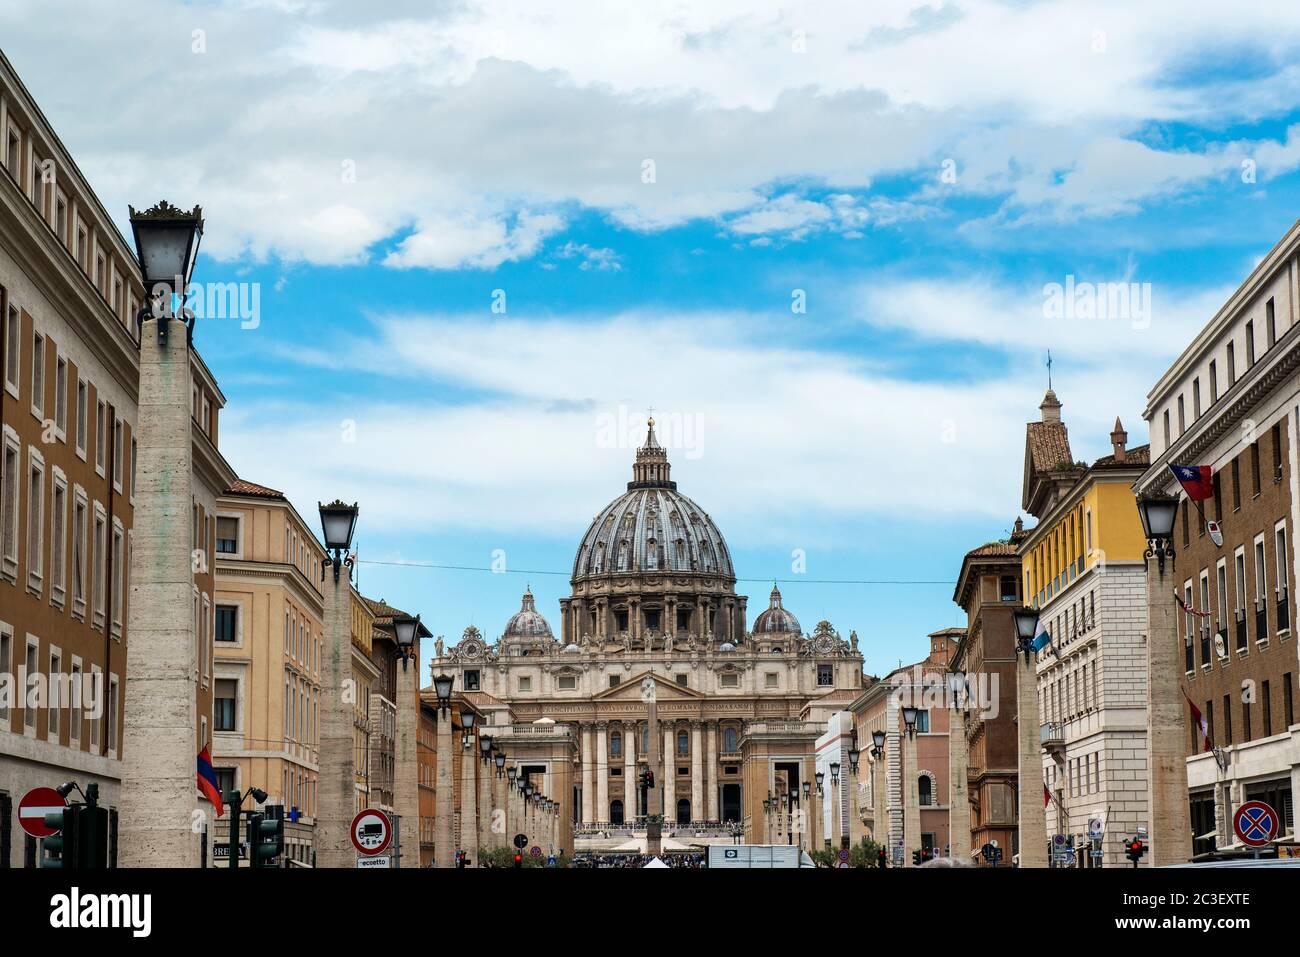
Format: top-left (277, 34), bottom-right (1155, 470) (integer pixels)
top-left (570, 852), bottom-right (707, 869)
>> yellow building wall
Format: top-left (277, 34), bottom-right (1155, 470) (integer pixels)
top-left (1023, 477), bottom-right (1145, 602)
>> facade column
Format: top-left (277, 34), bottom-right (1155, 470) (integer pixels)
top-left (313, 532), bottom-right (356, 868)
top-left (691, 721), bottom-right (704, 823)
top-left (873, 752), bottom-right (887, 847)
top-left (596, 722), bottom-right (609, 822)
top-left (623, 721), bottom-right (636, 820)
top-left (706, 722), bottom-right (719, 822)
top-left (581, 724), bottom-right (595, 824)
top-left (118, 311), bottom-right (199, 868)
top-left (903, 730), bottom-right (921, 864)
top-left (1145, 558), bottom-right (1192, 866)
top-left (663, 726), bottom-right (676, 825)
top-left (434, 709), bottom-right (455, 867)
top-left (493, 763), bottom-right (507, 852)
top-left (394, 654), bottom-right (421, 865)
top-left (1017, 652), bottom-right (1049, 868)
top-left (948, 703), bottom-right (970, 860)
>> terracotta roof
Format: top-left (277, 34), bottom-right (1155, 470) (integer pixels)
top-left (225, 478), bottom-right (285, 499)
top-left (1025, 420), bottom-right (1073, 474)
top-left (963, 540), bottom-right (1019, 559)
top-left (362, 596), bottom-right (405, 624)
top-left (1092, 443), bottom-right (1150, 468)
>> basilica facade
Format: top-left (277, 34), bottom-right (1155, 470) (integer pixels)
top-left (428, 420), bottom-right (865, 851)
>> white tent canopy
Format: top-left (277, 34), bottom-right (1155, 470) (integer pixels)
top-left (643, 857), bottom-right (669, 868)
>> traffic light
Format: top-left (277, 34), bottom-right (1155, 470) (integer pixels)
top-left (247, 809), bottom-right (284, 869)
top-left (645, 770), bottom-right (654, 789)
top-left (41, 808), bottom-right (74, 868)
top-left (1125, 838), bottom-right (1147, 866)
top-left (513, 852), bottom-right (523, 868)
top-left (912, 849), bottom-right (922, 866)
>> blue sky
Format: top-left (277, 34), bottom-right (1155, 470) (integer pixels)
top-left (6, 0), bottom-right (1300, 676)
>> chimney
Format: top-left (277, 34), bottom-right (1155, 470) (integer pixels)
top-left (1040, 389), bottom-right (1062, 424)
top-left (1110, 416), bottom-right (1128, 462)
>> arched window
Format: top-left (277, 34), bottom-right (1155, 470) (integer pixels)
top-left (919, 775), bottom-right (933, 807)
top-left (611, 732), bottom-right (622, 758)
top-left (640, 724), bottom-right (649, 753)
top-left (677, 730), bottom-right (689, 755)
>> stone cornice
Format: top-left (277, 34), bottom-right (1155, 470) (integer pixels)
top-left (1137, 322), bottom-right (1300, 495)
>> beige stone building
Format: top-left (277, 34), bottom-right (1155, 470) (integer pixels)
top-left (0, 50), bottom-right (234, 866)
top-left (428, 420), bottom-right (865, 851)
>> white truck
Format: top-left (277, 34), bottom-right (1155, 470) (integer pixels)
top-left (706, 845), bottom-right (815, 868)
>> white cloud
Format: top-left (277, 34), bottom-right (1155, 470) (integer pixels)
top-left (3, 0), bottom-right (1298, 267)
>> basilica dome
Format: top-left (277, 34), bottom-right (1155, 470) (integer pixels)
top-left (503, 588), bottom-right (553, 639)
top-left (751, 585), bottom-right (801, 636)
top-left (571, 418), bottom-right (734, 583)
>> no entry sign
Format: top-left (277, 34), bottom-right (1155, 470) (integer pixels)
top-left (1233, 800), bottom-right (1279, 848)
top-left (19, 787), bottom-right (66, 838)
top-left (350, 809), bottom-right (392, 856)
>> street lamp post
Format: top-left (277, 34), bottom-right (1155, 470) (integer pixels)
top-left (801, 780), bottom-right (812, 853)
top-left (506, 766), bottom-right (518, 844)
top-left (312, 500), bottom-right (360, 868)
top-left (901, 708), bottom-right (921, 867)
top-left (459, 710), bottom-right (480, 867)
top-left (847, 739), bottom-right (862, 848)
top-left (392, 613), bottom-right (422, 870)
top-left (118, 202), bottom-right (206, 868)
top-left (947, 671), bottom-right (971, 861)
top-left (433, 673), bottom-right (456, 867)
top-left (815, 771), bottom-right (826, 849)
top-left (1012, 608), bottom-right (1049, 868)
top-left (478, 736), bottom-right (495, 856)
top-left (1137, 492), bottom-right (1191, 866)
top-left (870, 730), bottom-right (888, 852)
top-left (829, 762), bottom-right (843, 852)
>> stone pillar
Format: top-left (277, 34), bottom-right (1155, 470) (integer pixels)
top-left (313, 538), bottom-right (357, 868)
top-left (691, 721), bottom-right (704, 823)
top-left (457, 738), bottom-right (478, 863)
top-left (119, 311), bottom-right (200, 868)
top-left (1146, 559), bottom-right (1192, 866)
top-left (663, 726), bottom-right (676, 825)
top-left (706, 722), bottom-right (719, 822)
top-left (434, 708), bottom-right (455, 867)
top-left (873, 752), bottom-right (887, 847)
top-left (596, 722), bottom-right (609, 822)
top-left (623, 721), bottom-right (636, 820)
top-left (394, 653), bottom-right (421, 865)
top-left (477, 745), bottom-right (493, 858)
top-left (581, 724), bottom-right (594, 824)
top-left (806, 759), bottom-right (819, 851)
top-left (904, 731), bottom-right (921, 865)
top-left (494, 763), bottom-right (507, 852)
top-left (948, 706), bottom-right (970, 860)
top-left (831, 774), bottom-right (842, 850)
top-left (1017, 652), bottom-right (1049, 868)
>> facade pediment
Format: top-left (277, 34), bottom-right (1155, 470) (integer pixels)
top-left (592, 671), bottom-right (705, 701)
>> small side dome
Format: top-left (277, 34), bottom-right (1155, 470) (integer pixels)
top-left (751, 584), bottom-right (801, 636)
top-left (564, 642), bottom-right (581, 653)
top-left (503, 587), bottom-right (554, 640)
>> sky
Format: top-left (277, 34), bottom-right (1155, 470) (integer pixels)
top-left (6, 0), bottom-right (1300, 676)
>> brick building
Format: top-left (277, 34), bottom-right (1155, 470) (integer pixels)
top-left (951, 530), bottom-right (1025, 862)
top-left (1137, 218), bottom-right (1300, 855)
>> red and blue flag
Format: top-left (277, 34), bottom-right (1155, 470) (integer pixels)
top-left (197, 745), bottom-right (225, 816)
top-left (1169, 464), bottom-right (1214, 502)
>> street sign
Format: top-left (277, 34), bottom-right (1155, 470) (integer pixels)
top-left (18, 787), bottom-right (66, 839)
top-left (1234, 800), bottom-right (1279, 848)
top-left (531, 845), bottom-right (542, 858)
top-left (838, 849), bottom-right (849, 862)
top-left (1087, 817), bottom-right (1104, 839)
top-left (357, 856), bottom-right (391, 868)
top-left (350, 809), bottom-right (392, 856)
top-left (513, 833), bottom-right (528, 849)
top-left (1052, 833), bottom-right (1066, 848)
top-left (548, 856), bottom-right (557, 867)
top-left (213, 842), bottom-right (248, 860)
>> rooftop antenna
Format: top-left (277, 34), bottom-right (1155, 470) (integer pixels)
top-left (1046, 350), bottom-right (1053, 391)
